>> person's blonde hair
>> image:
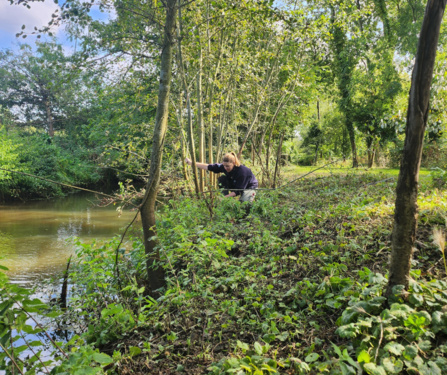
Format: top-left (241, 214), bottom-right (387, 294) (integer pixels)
top-left (222, 152), bottom-right (241, 167)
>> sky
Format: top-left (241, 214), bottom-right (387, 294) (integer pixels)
top-left (0, 1), bottom-right (61, 49)
top-left (0, 1), bottom-right (288, 51)
top-left (0, 1), bottom-right (108, 51)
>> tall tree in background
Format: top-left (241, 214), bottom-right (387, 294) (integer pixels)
top-left (386, 0), bottom-right (446, 296)
top-left (329, 4), bottom-right (359, 167)
top-left (0, 42), bottom-right (81, 137)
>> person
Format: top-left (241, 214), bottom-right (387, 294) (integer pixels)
top-left (185, 152), bottom-right (258, 203)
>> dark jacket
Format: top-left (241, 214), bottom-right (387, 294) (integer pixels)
top-left (207, 164), bottom-right (258, 196)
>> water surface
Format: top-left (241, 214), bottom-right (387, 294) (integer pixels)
top-left (0, 192), bottom-right (137, 285)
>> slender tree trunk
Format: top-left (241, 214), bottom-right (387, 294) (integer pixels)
top-left (175, 91), bottom-right (189, 181)
top-left (186, 93), bottom-right (200, 194)
top-left (366, 135), bottom-right (375, 168)
top-left (314, 142), bottom-right (320, 166)
top-left (265, 122), bottom-right (275, 183)
top-left (347, 120), bottom-right (358, 167)
top-left (177, 5), bottom-right (200, 194)
top-left (215, 96), bottom-right (224, 165)
top-left (196, 37), bottom-right (205, 192)
top-left (45, 99), bottom-right (54, 137)
top-left (315, 99), bottom-right (320, 165)
top-left (251, 140), bottom-right (255, 165)
top-left (181, 130), bottom-right (189, 181)
top-left (215, 83), bottom-right (234, 163)
top-left (386, 0), bottom-right (446, 297)
top-left (140, 0), bottom-right (177, 291)
top-left (273, 131), bottom-right (285, 189)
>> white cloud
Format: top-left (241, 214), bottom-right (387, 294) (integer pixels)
top-left (0, 1), bottom-right (60, 36)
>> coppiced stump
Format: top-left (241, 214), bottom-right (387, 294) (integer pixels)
top-left (386, 0), bottom-right (446, 297)
top-left (140, 0), bottom-right (177, 292)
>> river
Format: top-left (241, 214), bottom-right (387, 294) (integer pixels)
top-left (0, 192), bottom-right (137, 285)
top-left (0, 192), bottom-right (141, 373)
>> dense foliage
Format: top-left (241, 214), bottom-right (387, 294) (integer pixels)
top-left (2, 168), bottom-right (446, 374)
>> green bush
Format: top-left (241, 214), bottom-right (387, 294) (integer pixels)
top-left (0, 128), bottom-right (102, 200)
top-left (430, 167), bottom-right (447, 187)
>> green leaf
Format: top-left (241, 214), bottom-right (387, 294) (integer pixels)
top-left (332, 343), bottom-right (342, 358)
top-left (418, 361), bottom-right (442, 375)
top-left (74, 367), bottom-right (99, 375)
top-left (237, 340), bottom-right (249, 351)
top-left (254, 342), bottom-right (263, 356)
top-left (0, 265), bottom-right (9, 271)
top-left (382, 357), bottom-right (403, 374)
top-left (263, 333), bottom-right (276, 343)
top-left (357, 350), bottom-right (371, 363)
top-left (403, 345), bottom-right (418, 360)
top-left (384, 342), bottom-right (405, 356)
top-left (336, 324), bottom-right (358, 338)
top-left (92, 352), bottom-right (113, 365)
top-left (129, 346), bottom-right (141, 357)
top-left (363, 363), bottom-right (387, 375)
top-left (418, 340), bottom-right (431, 351)
top-left (22, 299), bottom-right (47, 312)
top-left (409, 293), bottom-right (424, 307)
top-left (276, 331), bottom-right (289, 342)
top-left (305, 353), bottom-right (319, 363)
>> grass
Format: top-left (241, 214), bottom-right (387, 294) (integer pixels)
top-left (282, 163), bottom-right (432, 183)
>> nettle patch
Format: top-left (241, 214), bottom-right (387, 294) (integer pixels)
top-left (208, 269), bottom-right (447, 375)
top-left (336, 270), bottom-right (447, 375)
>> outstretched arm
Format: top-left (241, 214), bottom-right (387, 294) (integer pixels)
top-left (185, 157), bottom-right (209, 170)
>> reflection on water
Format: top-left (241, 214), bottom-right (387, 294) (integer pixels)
top-left (0, 192), bottom-right (137, 285)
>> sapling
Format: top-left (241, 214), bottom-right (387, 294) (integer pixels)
top-left (432, 227), bottom-right (447, 275)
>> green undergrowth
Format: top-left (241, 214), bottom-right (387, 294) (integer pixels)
top-left (2, 171), bottom-right (447, 374)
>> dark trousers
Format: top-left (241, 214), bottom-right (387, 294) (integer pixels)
top-left (217, 175), bottom-right (233, 195)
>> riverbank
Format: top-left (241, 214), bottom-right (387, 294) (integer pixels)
top-left (1, 167), bottom-right (447, 374)
top-left (29, 168), bottom-right (445, 374)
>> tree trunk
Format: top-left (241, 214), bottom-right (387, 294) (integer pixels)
top-left (386, 0), bottom-right (446, 297)
top-left (45, 99), bottom-right (54, 137)
top-left (265, 122), bottom-right (275, 183)
top-left (317, 99), bottom-right (320, 121)
top-left (347, 121), bottom-right (358, 167)
top-left (367, 149), bottom-right (375, 168)
top-left (196, 27), bottom-right (205, 192)
top-left (273, 131), bottom-right (285, 189)
top-left (314, 142), bottom-right (319, 166)
top-left (186, 93), bottom-right (200, 194)
top-left (251, 140), bottom-right (255, 165)
top-left (175, 91), bottom-right (189, 181)
top-left (177, 6), bottom-right (200, 194)
top-left (197, 70), bottom-right (205, 192)
top-left (140, 0), bottom-right (177, 291)
top-left (330, 7), bottom-right (358, 168)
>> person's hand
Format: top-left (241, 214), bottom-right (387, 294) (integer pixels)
top-left (185, 157), bottom-right (191, 166)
